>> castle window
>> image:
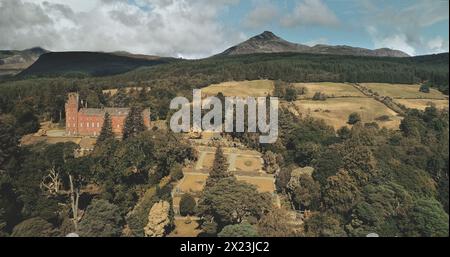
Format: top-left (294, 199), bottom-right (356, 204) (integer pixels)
top-left (92, 122), bottom-right (94, 128)
top-left (117, 124), bottom-right (120, 128)
top-left (67, 123), bottom-right (70, 128)
top-left (97, 122), bottom-right (100, 128)
top-left (87, 123), bottom-right (89, 128)
top-left (73, 123), bottom-right (76, 128)
top-left (80, 123), bottom-right (83, 127)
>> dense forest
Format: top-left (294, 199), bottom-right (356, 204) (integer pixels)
top-left (0, 52), bottom-right (448, 123)
top-left (228, 106), bottom-right (449, 236)
top-left (0, 52), bottom-right (449, 237)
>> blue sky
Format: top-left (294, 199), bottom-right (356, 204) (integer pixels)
top-left (218, 0), bottom-right (449, 56)
top-left (1, 0), bottom-right (448, 57)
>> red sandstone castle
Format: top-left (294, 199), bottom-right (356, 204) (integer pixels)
top-left (65, 92), bottom-right (151, 136)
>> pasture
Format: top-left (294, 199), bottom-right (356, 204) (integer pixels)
top-left (294, 82), bottom-right (365, 99)
top-left (361, 83), bottom-right (446, 99)
top-left (201, 80), bottom-right (274, 97)
top-left (394, 99), bottom-right (449, 111)
top-left (293, 98), bottom-right (402, 129)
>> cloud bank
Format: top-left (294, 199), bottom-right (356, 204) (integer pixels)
top-left (0, 0), bottom-right (243, 58)
top-left (362, 0), bottom-right (449, 55)
top-left (280, 0), bottom-right (340, 28)
top-left (0, 0), bottom-right (447, 57)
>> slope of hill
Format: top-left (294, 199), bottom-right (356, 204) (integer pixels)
top-left (0, 47), bottom-right (49, 77)
top-left (114, 51), bottom-right (448, 94)
top-left (18, 51), bottom-right (174, 77)
top-left (219, 31), bottom-right (409, 57)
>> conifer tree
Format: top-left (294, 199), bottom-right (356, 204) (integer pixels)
top-left (206, 146), bottom-right (230, 186)
top-left (122, 106), bottom-right (146, 140)
top-left (97, 112), bottom-right (114, 144)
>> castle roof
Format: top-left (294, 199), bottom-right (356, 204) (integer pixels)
top-left (78, 107), bottom-right (150, 117)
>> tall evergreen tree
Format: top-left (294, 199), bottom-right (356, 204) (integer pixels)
top-left (122, 106), bottom-right (146, 140)
top-left (97, 112), bottom-right (114, 144)
top-left (206, 146), bottom-right (230, 186)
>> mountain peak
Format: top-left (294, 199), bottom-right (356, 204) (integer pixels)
top-left (219, 31), bottom-right (309, 56)
top-left (23, 47), bottom-right (49, 55)
top-left (218, 31), bottom-right (409, 57)
top-left (253, 31), bottom-right (279, 40)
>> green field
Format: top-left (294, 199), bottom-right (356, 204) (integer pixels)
top-left (293, 98), bottom-right (402, 129)
top-left (394, 99), bottom-right (449, 111)
top-left (201, 80), bottom-right (274, 97)
top-left (361, 83), bottom-right (447, 99)
top-left (294, 82), bottom-right (365, 99)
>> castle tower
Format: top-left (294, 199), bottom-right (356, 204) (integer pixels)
top-left (65, 92), bottom-right (79, 135)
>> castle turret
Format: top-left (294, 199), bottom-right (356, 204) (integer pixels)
top-left (65, 92), bottom-right (79, 135)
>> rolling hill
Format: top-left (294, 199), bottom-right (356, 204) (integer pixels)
top-left (218, 31), bottom-right (409, 57)
top-left (0, 47), bottom-right (49, 77)
top-left (18, 51), bottom-right (175, 78)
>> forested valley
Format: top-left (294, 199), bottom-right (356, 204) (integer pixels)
top-left (0, 52), bottom-right (448, 237)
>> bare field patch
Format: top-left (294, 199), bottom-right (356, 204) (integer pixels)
top-left (234, 156), bottom-right (262, 172)
top-left (294, 98), bottom-right (402, 129)
top-left (201, 80), bottom-right (274, 97)
top-left (168, 219), bottom-right (202, 237)
top-left (236, 176), bottom-right (275, 193)
top-left (361, 83), bottom-right (446, 99)
top-left (294, 82), bottom-right (365, 98)
top-left (195, 146), bottom-right (262, 172)
top-left (201, 153), bottom-right (217, 170)
top-left (394, 99), bottom-right (449, 111)
top-left (177, 173), bottom-right (208, 193)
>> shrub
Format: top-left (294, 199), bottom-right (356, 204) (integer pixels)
top-left (419, 84), bottom-right (430, 93)
top-left (284, 84), bottom-right (298, 101)
top-left (337, 126), bottom-right (351, 139)
top-left (218, 221), bottom-right (258, 237)
top-left (297, 86), bottom-right (308, 95)
top-left (11, 217), bottom-right (56, 237)
top-left (179, 193), bottom-right (196, 216)
top-left (312, 92), bottom-right (327, 101)
top-left (348, 112), bottom-right (361, 125)
top-left (169, 163), bottom-right (184, 181)
top-left (364, 122), bottom-right (379, 129)
top-left (375, 115), bottom-right (391, 121)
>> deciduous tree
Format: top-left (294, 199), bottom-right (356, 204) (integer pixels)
top-left (79, 199), bottom-right (123, 237)
top-left (218, 221), bottom-right (258, 237)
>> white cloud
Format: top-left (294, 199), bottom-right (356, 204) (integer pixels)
top-left (367, 26), bottom-right (415, 55)
top-left (0, 0), bottom-right (243, 58)
top-left (426, 36), bottom-right (449, 54)
top-left (280, 0), bottom-right (340, 27)
top-left (242, 3), bottom-right (279, 29)
top-left (377, 36), bottom-right (415, 56)
top-left (304, 37), bottom-right (328, 47)
top-left (42, 0), bottom-right (101, 12)
top-left (362, 0), bottom-right (449, 55)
